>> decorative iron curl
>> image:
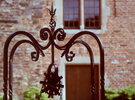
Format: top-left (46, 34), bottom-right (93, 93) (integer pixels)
top-left (54, 28), bottom-right (66, 41)
top-left (39, 28), bottom-right (52, 50)
top-left (65, 51), bottom-right (75, 62)
top-left (40, 28), bottom-right (50, 41)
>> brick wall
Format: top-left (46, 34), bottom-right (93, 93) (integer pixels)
top-left (103, 0), bottom-right (135, 89)
top-left (0, 0), bottom-right (135, 99)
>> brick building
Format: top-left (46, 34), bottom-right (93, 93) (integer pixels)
top-left (0, 0), bottom-right (135, 100)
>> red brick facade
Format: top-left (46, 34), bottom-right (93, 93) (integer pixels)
top-left (0, 0), bottom-right (135, 99)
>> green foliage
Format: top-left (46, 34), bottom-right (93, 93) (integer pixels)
top-left (23, 87), bottom-right (49, 100)
top-left (1, 85), bottom-right (135, 100)
top-left (121, 85), bottom-right (135, 99)
top-left (0, 96), bottom-right (3, 100)
top-left (0, 87), bottom-right (49, 100)
top-left (105, 88), bottom-right (120, 100)
top-left (105, 85), bottom-right (135, 100)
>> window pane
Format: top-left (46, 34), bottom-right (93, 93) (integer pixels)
top-left (74, 1), bottom-right (79, 7)
top-left (85, 14), bottom-right (94, 20)
top-left (95, 1), bottom-right (99, 7)
top-left (84, 1), bottom-right (90, 7)
top-left (90, 8), bottom-right (95, 14)
top-left (84, 0), bottom-right (100, 29)
top-left (63, 0), bottom-right (80, 29)
top-left (64, 1), bottom-right (74, 7)
top-left (64, 15), bottom-right (69, 21)
top-left (95, 8), bottom-right (99, 15)
top-left (64, 8), bottom-right (69, 14)
top-left (89, 1), bottom-right (94, 7)
top-left (74, 8), bottom-right (78, 14)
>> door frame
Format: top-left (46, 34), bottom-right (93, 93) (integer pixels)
top-left (59, 56), bottom-right (100, 100)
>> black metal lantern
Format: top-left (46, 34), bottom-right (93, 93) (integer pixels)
top-left (40, 64), bottom-right (64, 98)
top-left (3, 5), bottom-right (105, 100)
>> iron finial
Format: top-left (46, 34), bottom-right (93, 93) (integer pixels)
top-left (49, 4), bottom-right (56, 32)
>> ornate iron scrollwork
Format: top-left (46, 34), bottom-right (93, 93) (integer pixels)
top-left (3, 5), bottom-right (105, 100)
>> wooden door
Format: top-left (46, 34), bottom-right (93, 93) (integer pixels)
top-left (66, 64), bottom-right (99, 100)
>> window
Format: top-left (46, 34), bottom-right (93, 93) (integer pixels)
top-left (63, 0), bottom-right (80, 29)
top-left (63, 0), bottom-right (101, 29)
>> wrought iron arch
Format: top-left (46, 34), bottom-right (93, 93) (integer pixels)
top-left (3, 6), bottom-right (105, 100)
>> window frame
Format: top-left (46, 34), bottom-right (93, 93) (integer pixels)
top-left (84, 0), bottom-right (101, 29)
top-left (63, 0), bottom-right (81, 29)
top-left (63, 0), bottom-right (101, 30)
top-left (54, 0), bottom-right (109, 34)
